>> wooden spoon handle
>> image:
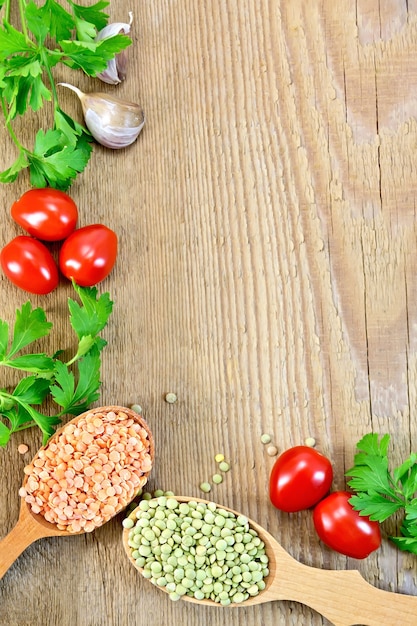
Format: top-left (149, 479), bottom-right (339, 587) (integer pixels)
top-left (0, 520), bottom-right (42, 579)
top-left (275, 560), bottom-right (417, 626)
top-left (0, 503), bottom-right (52, 580)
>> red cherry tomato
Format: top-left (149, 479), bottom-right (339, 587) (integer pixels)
top-left (11, 188), bottom-right (78, 241)
top-left (1, 235), bottom-right (59, 294)
top-left (59, 224), bottom-right (118, 287)
top-left (313, 491), bottom-right (381, 559)
top-left (269, 445), bottom-right (333, 512)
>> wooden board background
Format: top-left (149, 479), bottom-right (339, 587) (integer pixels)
top-left (1, 1), bottom-right (417, 624)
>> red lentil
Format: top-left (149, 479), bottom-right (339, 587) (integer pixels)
top-left (19, 407), bottom-right (154, 533)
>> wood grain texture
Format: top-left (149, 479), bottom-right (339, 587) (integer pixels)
top-left (1, 1), bottom-right (417, 624)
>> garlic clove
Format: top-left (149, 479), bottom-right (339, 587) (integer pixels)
top-left (58, 83), bottom-right (145, 149)
top-left (95, 11), bottom-right (133, 41)
top-left (95, 12), bottom-right (133, 85)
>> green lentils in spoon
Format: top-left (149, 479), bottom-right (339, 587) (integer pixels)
top-left (123, 497), bottom-right (269, 604)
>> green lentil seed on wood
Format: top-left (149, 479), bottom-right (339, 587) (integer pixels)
top-left (124, 498), bottom-right (269, 604)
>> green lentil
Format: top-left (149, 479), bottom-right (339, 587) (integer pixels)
top-left (122, 517), bottom-right (135, 529)
top-left (199, 482), bottom-right (211, 493)
top-left (169, 592), bottom-right (181, 601)
top-left (260, 433), bottom-right (272, 444)
top-left (212, 473), bottom-right (223, 484)
top-left (124, 498), bottom-right (269, 605)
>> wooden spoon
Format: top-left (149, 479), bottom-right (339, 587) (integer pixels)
top-left (123, 496), bottom-right (417, 626)
top-left (0, 405), bottom-right (154, 580)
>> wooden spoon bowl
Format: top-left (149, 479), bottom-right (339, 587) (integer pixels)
top-left (0, 405), bottom-right (154, 579)
top-left (123, 496), bottom-right (417, 626)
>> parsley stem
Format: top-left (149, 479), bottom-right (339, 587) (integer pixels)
top-left (40, 48), bottom-right (59, 107)
top-left (0, 97), bottom-right (26, 154)
top-left (0, 392), bottom-right (32, 431)
top-left (4, 0), bottom-right (10, 23)
top-left (18, 0), bottom-right (30, 41)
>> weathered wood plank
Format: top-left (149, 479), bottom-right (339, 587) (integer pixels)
top-left (1, 1), bottom-right (417, 624)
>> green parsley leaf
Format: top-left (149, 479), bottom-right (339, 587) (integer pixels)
top-left (68, 282), bottom-right (114, 340)
top-left (27, 406), bottom-right (61, 444)
top-left (74, 18), bottom-right (97, 43)
top-left (37, 0), bottom-right (75, 42)
top-left (8, 301), bottom-right (52, 358)
top-left (6, 354), bottom-right (56, 374)
top-left (25, 0), bottom-right (51, 45)
top-left (355, 432), bottom-right (391, 457)
top-left (0, 319), bottom-right (9, 359)
top-left (50, 350), bottom-right (101, 415)
top-left (54, 107), bottom-right (92, 146)
top-left (12, 376), bottom-right (51, 405)
top-left (68, 0), bottom-right (110, 31)
top-left (397, 458), bottom-right (417, 501)
top-left (70, 334), bottom-right (96, 361)
top-left (0, 23), bottom-right (32, 59)
top-left (4, 54), bottom-right (42, 76)
top-left (404, 501), bottom-right (417, 520)
top-left (71, 350), bottom-right (101, 410)
top-left (60, 35), bottom-right (130, 75)
top-left (28, 128), bottom-right (93, 189)
top-left (0, 421), bottom-right (10, 446)
top-left (3, 405), bottom-right (30, 432)
top-left (345, 454), bottom-right (393, 496)
top-left (348, 492), bottom-right (403, 522)
top-left (390, 536), bottom-right (417, 554)
top-left (49, 360), bottom-right (75, 410)
top-left (0, 152), bottom-right (29, 184)
top-left (346, 433), bottom-right (417, 554)
top-left (0, 284), bottom-right (113, 447)
top-left (1, 56), bottom-right (51, 120)
top-left (29, 75), bottom-right (52, 111)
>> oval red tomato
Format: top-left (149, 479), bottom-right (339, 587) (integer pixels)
top-left (11, 188), bottom-right (78, 241)
top-left (1, 235), bottom-right (59, 294)
top-left (313, 491), bottom-right (381, 559)
top-left (59, 224), bottom-right (118, 287)
top-left (269, 445), bottom-right (333, 512)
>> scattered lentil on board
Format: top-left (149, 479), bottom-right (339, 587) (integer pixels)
top-left (267, 445), bottom-right (278, 457)
top-left (123, 497), bottom-right (269, 604)
top-left (260, 434), bottom-right (272, 445)
top-left (19, 407), bottom-right (154, 533)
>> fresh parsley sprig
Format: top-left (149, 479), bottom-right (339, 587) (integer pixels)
top-left (0, 0), bottom-right (131, 189)
top-left (346, 433), bottom-right (417, 554)
top-left (0, 281), bottom-right (113, 447)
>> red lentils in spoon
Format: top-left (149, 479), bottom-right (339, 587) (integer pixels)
top-left (19, 406), bottom-right (154, 533)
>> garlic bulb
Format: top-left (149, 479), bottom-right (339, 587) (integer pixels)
top-left (95, 12), bottom-right (133, 85)
top-left (59, 83), bottom-right (145, 149)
